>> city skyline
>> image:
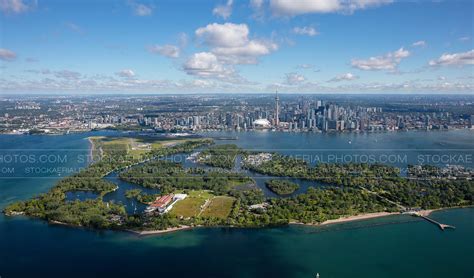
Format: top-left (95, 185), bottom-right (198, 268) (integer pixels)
top-left (0, 0), bottom-right (473, 94)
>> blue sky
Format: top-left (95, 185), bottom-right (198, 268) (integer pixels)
top-left (0, 0), bottom-right (473, 94)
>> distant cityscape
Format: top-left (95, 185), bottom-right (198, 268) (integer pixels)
top-left (1, 94), bottom-right (473, 135)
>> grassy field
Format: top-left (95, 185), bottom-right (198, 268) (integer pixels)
top-left (88, 136), bottom-right (195, 160)
top-left (201, 196), bottom-right (235, 219)
top-left (169, 190), bottom-right (214, 218)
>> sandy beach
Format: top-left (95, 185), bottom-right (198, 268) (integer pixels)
top-left (290, 212), bottom-right (399, 227)
top-left (87, 137), bottom-right (94, 161)
top-left (319, 212), bottom-right (400, 225)
top-left (289, 208), bottom-right (444, 227)
top-left (130, 225), bottom-right (195, 235)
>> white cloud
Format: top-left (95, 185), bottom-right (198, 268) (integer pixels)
top-left (271, 0), bottom-right (341, 15)
top-left (459, 36), bottom-right (470, 42)
top-left (194, 22), bottom-right (277, 65)
top-left (115, 69), bottom-right (135, 78)
top-left (148, 44), bottom-right (180, 58)
top-left (412, 40), bottom-right (426, 47)
top-left (212, 40), bottom-right (277, 64)
top-left (183, 52), bottom-right (241, 82)
top-left (292, 26), bottom-right (318, 37)
top-left (345, 0), bottom-right (393, 13)
top-left (351, 47), bottom-right (410, 71)
top-left (128, 1), bottom-right (153, 16)
top-left (0, 0), bottom-right (32, 14)
top-left (270, 0), bottom-right (392, 16)
top-left (285, 72), bottom-right (306, 85)
top-left (328, 72), bottom-right (359, 82)
top-left (196, 23), bottom-right (249, 48)
top-left (429, 49), bottom-right (474, 67)
top-left (0, 48), bottom-right (17, 61)
top-left (184, 23), bottom-right (278, 83)
top-left (213, 0), bottom-right (233, 19)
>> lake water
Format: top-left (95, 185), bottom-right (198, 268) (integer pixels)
top-left (0, 130), bottom-right (473, 278)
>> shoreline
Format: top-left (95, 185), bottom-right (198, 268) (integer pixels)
top-left (7, 206), bottom-right (472, 236)
top-left (290, 211), bottom-right (401, 227)
top-left (290, 206), bottom-right (473, 228)
top-left (127, 225), bottom-right (195, 235)
top-left (289, 209), bottom-right (438, 227)
top-left (87, 137), bottom-right (94, 161)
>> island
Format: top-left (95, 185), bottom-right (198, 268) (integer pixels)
top-left (265, 179), bottom-right (300, 195)
top-left (4, 137), bottom-right (474, 234)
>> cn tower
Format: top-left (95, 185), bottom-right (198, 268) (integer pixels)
top-left (275, 90), bottom-right (279, 127)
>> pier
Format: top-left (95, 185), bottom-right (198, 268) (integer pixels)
top-left (415, 213), bottom-right (456, 231)
top-left (359, 186), bottom-right (456, 231)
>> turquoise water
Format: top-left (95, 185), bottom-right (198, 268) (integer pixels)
top-left (0, 130), bottom-right (473, 277)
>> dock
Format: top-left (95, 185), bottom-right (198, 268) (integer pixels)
top-left (417, 214), bottom-right (456, 231)
top-left (406, 212), bottom-right (456, 231)
top-left (358, 186), bottom-right (456, 231)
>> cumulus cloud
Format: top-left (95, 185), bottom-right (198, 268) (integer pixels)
top-left (196, 23), bottom-right (249, 48)
top-left (0, 0), bottom-right (33, 14)
top-left (429, 49), bottom-right (474, 67)
top-left (213, 0), bottom-right (233, 19)
top-left (183, 22), bottom-right (277, 83)
top-left (194, 22), bottom-right (277, 65)
top-left (128, 1), bottom-right (153, 16)
top-left (412, 40), bottom-right (426, 47)
top-left (270, 0), bottom-right (392, 16)
top-left (115, 69), bottom-right (135, 78)
top-left (0, 48), bottom-right (17, 61)
top-left (285, 72), bottom-right (306, 85)
top-left (148, 44), bottom-right (180, 58)
top-left (351, 47), bottom-right (410, 71)
top-left (212, 40), bottom-right (277, 64)
top-left (292, 26), bottom-right (318, 37)
top-left (183, 52), bottom-right (242, 83)
top-left (328, 72), bottom-right (359, 82)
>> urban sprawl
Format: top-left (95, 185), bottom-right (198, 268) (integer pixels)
top-left (1, 94), bottom-right (473, 134)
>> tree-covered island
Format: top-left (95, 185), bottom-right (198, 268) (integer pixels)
top-left (3, 139), bottom-right (473, 233)
top-left (265, 179), bottom-right (300, 195)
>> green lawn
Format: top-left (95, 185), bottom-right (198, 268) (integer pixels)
top-left (201, 196), bottom-right (235, 219)
top-left (169, 190), bottom-right (214, 218)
